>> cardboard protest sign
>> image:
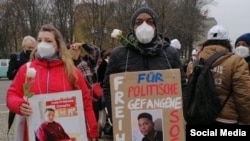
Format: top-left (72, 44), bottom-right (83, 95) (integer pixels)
top-left (27, 90), bottom-right (87, 141)
top-left (110, 69), bottom-right (185, 141)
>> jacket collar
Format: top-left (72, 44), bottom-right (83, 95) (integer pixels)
top-left (199, 45), bottom-right (230, 61)
top-left (33, 58), bottom-right (63, 67)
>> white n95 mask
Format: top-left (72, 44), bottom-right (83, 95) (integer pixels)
top-left (234, 46), bottom-right (249, 58)
top-left (135, 22), bottom-right (155, 44)
top-left (37, 42), bottom-right (55, 58)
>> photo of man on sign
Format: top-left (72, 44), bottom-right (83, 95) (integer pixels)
top-left (137, 112), bottom-right (163, 141)
top-left (131, 110), bottom-right (163, 141)
top-left (35, 108), bottom-right (71, 141)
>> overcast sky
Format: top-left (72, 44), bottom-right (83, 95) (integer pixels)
top-left (208, 0), bottom-right (249, 43)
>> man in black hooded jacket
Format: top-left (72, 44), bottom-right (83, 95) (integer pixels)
top-left (102, 7), bottom-right (187, 124)
top-left (7, 35), bottom-right (36, 80)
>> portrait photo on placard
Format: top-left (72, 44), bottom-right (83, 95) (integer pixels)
top-left (131, 109), bottom-right (163, 141)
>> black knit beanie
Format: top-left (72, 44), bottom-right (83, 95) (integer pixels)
top-left (131, 7), bottom-right (158, 29)
top-left (235, 33), bottom-right (250, 46)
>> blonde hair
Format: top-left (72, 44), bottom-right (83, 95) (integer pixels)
top-left (31, 24), bottom-right (78, 89)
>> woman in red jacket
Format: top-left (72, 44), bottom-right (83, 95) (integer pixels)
top-left (6, 24), bottom-right (98, 141)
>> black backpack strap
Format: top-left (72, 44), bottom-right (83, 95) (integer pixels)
top-left (205, 51), bottom-right (227, 66)
top-left (205, 51), bottom-right (233, 113)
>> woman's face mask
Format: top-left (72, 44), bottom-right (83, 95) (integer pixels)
top-left (135, 22), bottom-right (155, 44)
top-left (234, 45), bottom-right (249, 58)
top-left (37, 42), bottom-right (55, 58)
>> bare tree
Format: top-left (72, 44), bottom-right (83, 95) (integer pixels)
top-left (52, 0), bottom-right (75, 44)
top-left (0, 0), bottom-right (11, 58)
top-left (111, 0), bottom-right (145, 34)
top-left (0, 0), bottom-right (215, 59)
top-left (146, 0), bottom-right (214, 60)
top-left (11, 0), bottom-right (50, 37)
top-left (174, 0), bottom-right (214, 59)
top-left (144, 0), bottom-right (175, 36)
top-left (75, 0), bottom-right (115, 49)
top-left (0, 0), bottom-right (52, 55)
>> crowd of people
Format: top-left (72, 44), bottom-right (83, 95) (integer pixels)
top-left (5, 6), bottom-right (250, 141)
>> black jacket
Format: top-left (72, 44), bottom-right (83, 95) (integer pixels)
top-left (7, 51), bottom-right (30, 80)
top-left (142, 130), bottom-right (163, 141)
top-left (102, 33), bottom-right (187, 120)
top-left (245, 56), bottom-right (250, 71)
top-left (97, 59), bottom-right (108, 85)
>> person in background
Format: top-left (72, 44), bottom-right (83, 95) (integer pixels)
top-left (70, 42), bottom-right (103, 137)
top-left (185, 49), bottom-right (196, 79)
top-left (70, 42), bottom-right (101, 78)
top-left (234, 33), bottom-right (250, 70)
top-left (7, 35), bottom-right (36, 80)
top-left (137, 112), bottom-right (163, 141)
top-left (36, 108), bottom-right (70, 141)
top-left (194, 43), bottom-right (203, 58)
top-left (68, 42), bottom-right (85, 66)
top-left (102, 7), bottom-right (186, 123)
top-left (6, 24), bottom-right (98, 141)
top-left (198, 24), bottom-right (250, 124)
top-left (171, 39), bottom-right (187, 70)
top-left (170, 38), bottom-right (181, 52)
top-left (185, 43), bottom-right (203, 79)
top-left (97, 50), bottom-right (112, 86)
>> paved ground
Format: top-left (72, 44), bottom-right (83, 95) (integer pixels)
top-left (0, 79), bottom-right (13, 141)
top-left (0, 79), bottom-right (12, 141)
top-left (0, 111), bottom-right (14, 141)
top-left (0, 79), bottom-right (10, 111)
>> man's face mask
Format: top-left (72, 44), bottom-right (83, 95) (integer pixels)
top-left (135, 22), bottom-right (155, 44)
top-left (37, 42), bottom-right (55, 58)
top-left (234, 46), bottom-right (249, 58)
top-left (25, 50), bottom-right (32, 56)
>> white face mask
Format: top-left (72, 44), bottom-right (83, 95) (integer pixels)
top-left (135, 22), bottom-right (155, 44)
top-left (37, 42), bottom-right (55, 58)
top-left (234, 46), bottom-right (249, 58)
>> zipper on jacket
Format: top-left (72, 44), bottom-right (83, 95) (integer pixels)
top-left (46, 61), bottom-right (50, 93)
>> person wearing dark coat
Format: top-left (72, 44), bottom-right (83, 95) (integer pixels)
top-left (234, 33), bottom-right (250, 71)
top-left (97, 50), bottom-right (111, 86)
top-left (102, 7), bottom-right (187, 122)
top-left (7, 35), bottom-right (36, 80)
top-left (198, 25), bottom-right (250, 124)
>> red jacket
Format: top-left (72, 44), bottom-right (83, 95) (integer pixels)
top-left (36, 121), bottom-right (70, 141)
top-left (6, 58), bottom-right (98, 139)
